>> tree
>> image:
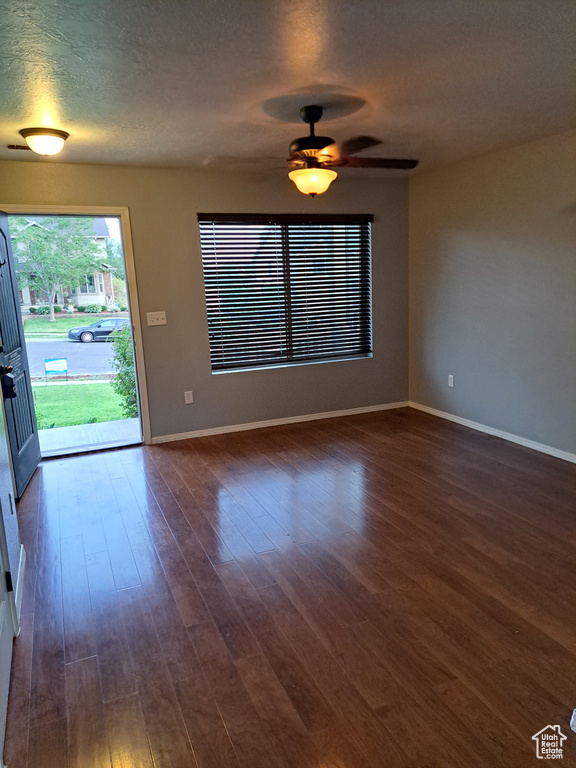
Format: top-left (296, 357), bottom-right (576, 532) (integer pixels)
top-left (110, 325), bottom-right (138, 418)
top-left (112, 275), bottom-right (127, 308)
top-left (105, 237), bottom-right (125, 280)
top-left (10, 216), bottom-right (102, 321)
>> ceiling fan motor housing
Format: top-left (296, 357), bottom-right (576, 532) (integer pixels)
top-left (300, 105), bottom-right (323, 124)
top-left (289, 135), bottom-right (335, 156)
top-left (289, 104), bottom-right (334, 157)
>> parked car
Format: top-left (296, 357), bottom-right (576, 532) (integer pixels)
top-left (68, 317), bottom-right (129, 342)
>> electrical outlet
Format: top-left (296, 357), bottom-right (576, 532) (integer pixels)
top-left (448, 374), bottom-right (455, 388)
top-left (184, 390), bottom-right (194, 404)
top-left (147, 311), bottom-right (167, 326)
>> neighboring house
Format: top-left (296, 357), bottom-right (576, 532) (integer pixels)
top-left (66, 261), bottom-right (117, 309)
top-left (14, 217), bottom-right (117, 311)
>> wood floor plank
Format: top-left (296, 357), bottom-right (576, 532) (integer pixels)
top-left (19, 540), bottom-right (38, 618)
top-left (166, 453), bottom-right (277, 587)
top-left (425, 536), bottom-right (576, 649)
top-left (235, 652), bottom-right (321, 768)
top-left (233, 471), bottom-right (320, 541)
top-left (354, 603), bottom-right (564, 753)
top-left (85, 550), bottom-right (136, 703)
top-left (259, 547), bottom-right (366, 628)
top-left (13, 470), bottom-right (41, 618)
top-left (117, 585), bottom-right (197, 767)
top-left (3, 612), bottom-right (33, 768)
top-left (178, 532), bottom-right (261, 660)
top-left (212, 521), bottom-right (276, 590)
top-left (61, 534), bottom-right (97, 664)
top-left (256, 581), bottom-right (410, 768)
top-left (66, 655), bottom-right (111, 768)
top-left (29, 560), bottom-right (65, 729)
top-left (142, 508), bottom-right (211, 628)
top-left (9, 408), bottom-right (576, 768)
top-left (109, 475), bottom-right (148, 535)
top-left (105, 694), bottom-right (155, 768)
top-left (204, 488), bottom-right (276, 555)
top-left (33, 464), bottom-right (62, 572)
top-left (211, 471), bottom-right (270, 520)
top-left (142, 571), bottom-right (203, 684)
top-left (297, 538), bottom-right (388, 619)
top-left (375, 696), bottom-right (485, 768)
top-left (143, 464), bottom-right (193, 537)
top-left (430, 677), bottom-right (532, 766)
top-left (394, 548), bottom-right (576, 705)
top-left (144, 545), bottom-right (239, 768)
top-left (161, 463), bottom-right (236, 564)
top-left (173, 483), bottom-right (236, 565)
top-left (251, 513), bottom-right (301, 550)
top-left (216, 560), bottom-right (338, 735)
top-left (172, 667), bottom-right (241, 768)
top-left (28, 715), bottom-right (68, 768)
top-left (311, 725), bottom-right (374, 768)
top-left (189, 620), bottom-right (285, 768)
top-left (106, 538), bottom-right (142, 591)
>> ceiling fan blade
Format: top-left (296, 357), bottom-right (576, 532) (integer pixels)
top-left (335, 157), bottom-right (419, 169)
top-left (286, 108), bottom-right (417, 172)
top-left (340, 135), bottom-right (383, 156)
top-left (287, 157), bottom-right (306, 170)
top-left (316, 142), bottom-right (340, 163)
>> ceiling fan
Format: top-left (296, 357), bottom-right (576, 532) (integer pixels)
top-left (287, 105), bottom-right (418, 196)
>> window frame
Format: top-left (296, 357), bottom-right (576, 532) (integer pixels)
top-left (80, 273), bottom-right (96, 294)
top-left (198, 213), bottom-right (374, 373)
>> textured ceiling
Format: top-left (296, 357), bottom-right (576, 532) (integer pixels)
top-left (1, 0), bottom-right (575, 175)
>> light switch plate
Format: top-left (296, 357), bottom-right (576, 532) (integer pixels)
top-left (147, 311), bottom-right (167, 326)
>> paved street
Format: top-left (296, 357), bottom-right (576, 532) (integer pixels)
top-left (25, 338), bottom-right (116, 376)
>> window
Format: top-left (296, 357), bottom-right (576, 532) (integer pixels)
top-left (198, 213), bottom-right (373, 372)
top-left (80, 274), bottom-right (96, 294)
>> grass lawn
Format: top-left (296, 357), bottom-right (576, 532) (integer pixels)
top-left (32, 382), bottom-right (125, 429)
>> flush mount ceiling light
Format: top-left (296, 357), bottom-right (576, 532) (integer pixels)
top-left (19, 127), bottom-right (69, 156)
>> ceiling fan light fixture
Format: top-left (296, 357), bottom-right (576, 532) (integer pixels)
top-left (288, 167), bottom-right (337, 197)
top-left (19, 127), bottom-right (69, 155)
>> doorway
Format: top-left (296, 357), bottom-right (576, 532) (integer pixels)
top-left (1, 205), bottom-right (150, 462)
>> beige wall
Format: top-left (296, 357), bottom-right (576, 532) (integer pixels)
top-left (409, 130), bottom-right (576, 454)
top-left (0, 160), bottom-right (409, 438)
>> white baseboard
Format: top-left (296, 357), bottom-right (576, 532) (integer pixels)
top-left (151, 401), bottom-right (409, 444)
top-left (409, 401), bottom-right (576, 464)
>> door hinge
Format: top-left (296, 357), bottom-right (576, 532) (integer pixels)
top-left (5, 571), bottom-right (13, 593)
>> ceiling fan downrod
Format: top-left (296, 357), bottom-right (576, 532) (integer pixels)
top-left (289, 105), bottom-right (335, 156)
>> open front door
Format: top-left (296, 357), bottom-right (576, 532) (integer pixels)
top-left (0, 212), bottom-right (40, 499)
top-left (0, 401), bottom-right (22, 767)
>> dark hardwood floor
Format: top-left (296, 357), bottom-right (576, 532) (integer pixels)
top-left (5, 407), bottom-right (576, 767)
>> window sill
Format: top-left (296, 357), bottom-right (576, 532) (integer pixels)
top-left (211, 353), bottom-right (373, 375)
